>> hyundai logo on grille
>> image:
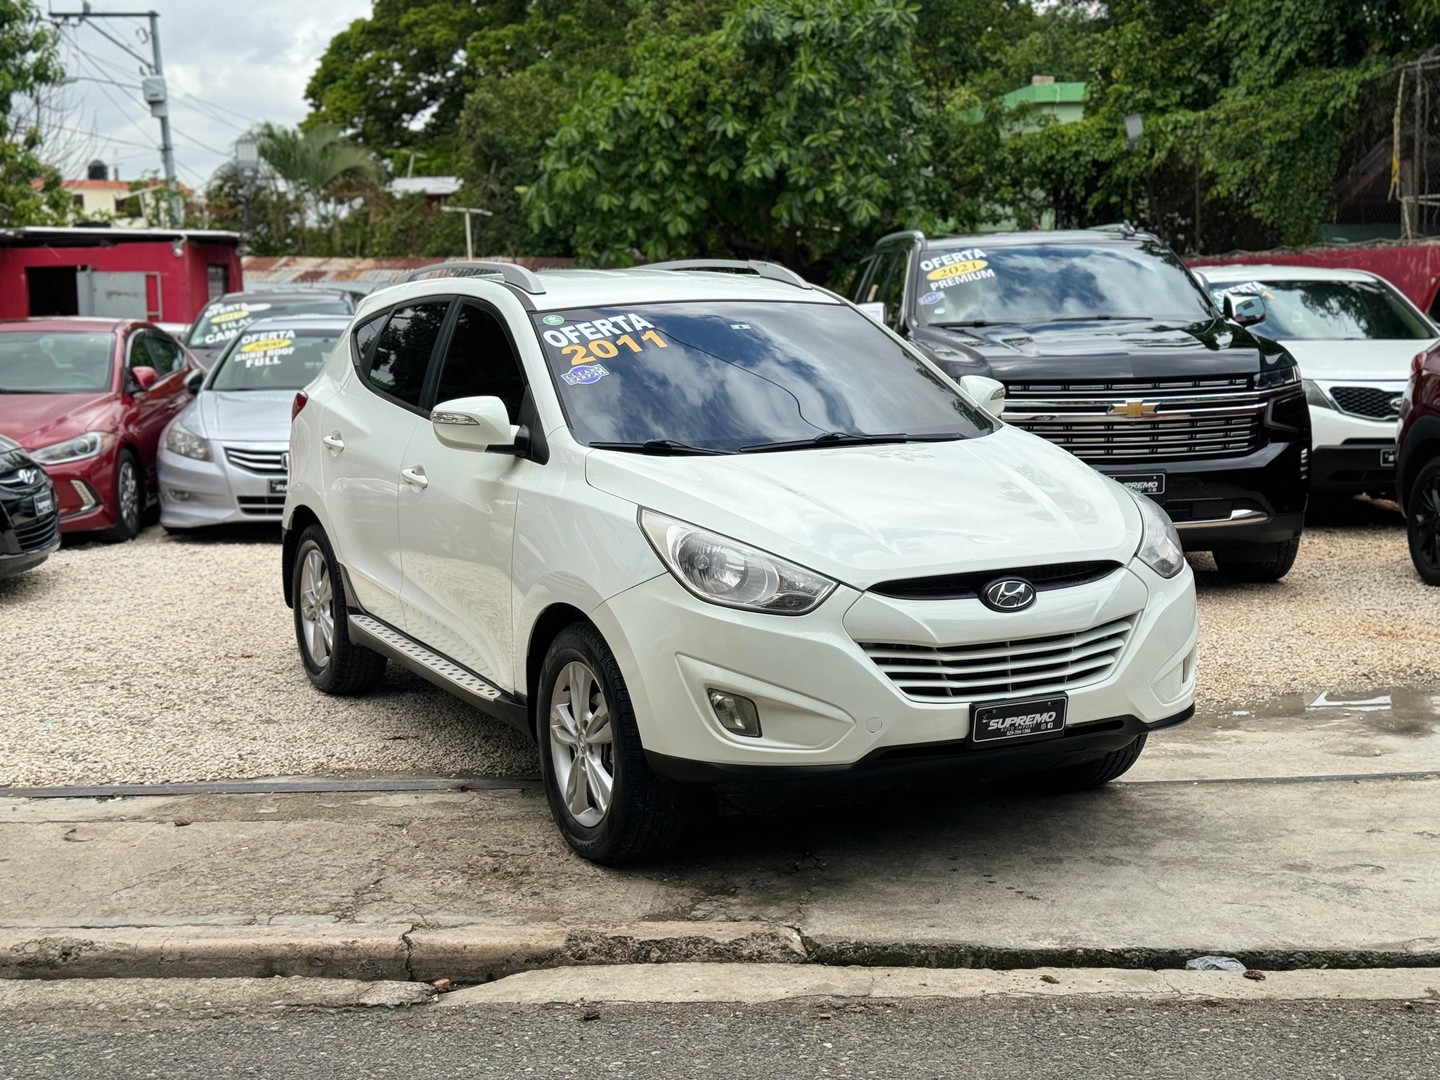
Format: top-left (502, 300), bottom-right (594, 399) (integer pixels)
top-left (17, 467), bottom-right (39, 485)
top-left (981, 578), bottom-right (1036, 612)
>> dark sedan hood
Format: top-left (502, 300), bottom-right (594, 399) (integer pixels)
top-left (913, 317), bottom-right (1269, 382)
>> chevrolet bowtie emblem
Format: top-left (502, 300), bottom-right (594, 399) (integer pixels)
top-left (1110, 399), bottom-right (1158, 418)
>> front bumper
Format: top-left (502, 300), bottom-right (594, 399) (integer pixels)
top-left (592, 559), bottom-right (1197, 774)
top-left (46, 453), bottom-right (118, 534)
top-left (158, 443), bottom-right (288, 528)
top-left (1308, 405), bottom-right (1398, 495)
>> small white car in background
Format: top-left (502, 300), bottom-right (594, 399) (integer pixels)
top-left (1198, 265), bottom-right (1440, 497)
top-left (159, 315), bottom-right (349, 530)
top-left (282, 261), bottom-right (1198, 864)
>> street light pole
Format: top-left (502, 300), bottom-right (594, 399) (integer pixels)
top-left (441, 205), bottom-right (494, 259)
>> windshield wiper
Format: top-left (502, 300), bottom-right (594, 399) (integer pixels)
top-left (588, 439), bottom-right (733, 456)
top-left (1039, 314), bottom-right (1156, 322)
top-left (0, 387), bottom-right (50, 394)
top-left (738, 431), bottom-right (911, 453)
top-left (930, 320), bottom-right (1016, 328)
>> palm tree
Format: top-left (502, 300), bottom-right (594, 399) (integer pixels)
top-left (253, 123), bottom-right (383, 253)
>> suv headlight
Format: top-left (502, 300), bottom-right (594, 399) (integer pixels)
top-left (1131, 491), bottom-right (1185, 578)
top-left (1256, 355), bottom-right (1300, 391)
top-left (640, 509), bottom-right (837, 614)
top-left (1302, 379), bottom-right (1334, 409)
top-left (31, 431), bottom-right (108, 465)
top-left (165, 422), bottom-right (211, 461)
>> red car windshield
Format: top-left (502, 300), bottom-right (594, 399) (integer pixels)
top-left (0, 331), bottom-right (114, 394)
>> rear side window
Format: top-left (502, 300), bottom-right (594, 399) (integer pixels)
top-left (359, 301), bottom-right (450, 407)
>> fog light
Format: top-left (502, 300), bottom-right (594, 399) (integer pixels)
top-left (70, 479), bottom-right (98, 511)
top-left (708, 690), bottom-right (761, 737)
top-left (167, 488), bottom-right (192, 502)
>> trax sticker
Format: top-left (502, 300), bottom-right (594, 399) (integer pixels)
top-left (234, 329), bottom-right (296, 367)
top-left (918, 291), bottom-right (943, 306)
top-left (921, 248), bottom-right (995, 288)
top-left (561, 363), bottom-right (610, 386)
top-left (542, 312), bottom-right (670, 366)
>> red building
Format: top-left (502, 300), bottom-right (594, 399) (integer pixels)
top-left (0, 226), bottom-right (243, 327)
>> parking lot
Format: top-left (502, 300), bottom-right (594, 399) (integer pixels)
top-left (2, 501), bottom-right (1434, 789)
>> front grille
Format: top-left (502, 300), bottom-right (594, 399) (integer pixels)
top-left (1328, 385), bottom-right (1403, 420)
top-left (861, 615), bottom-right (1136, 701)
top-left (1004, 377), bottom-right (1266, 463)
top-left (871, 561), bottom-right (1122, 601)
top-left (13, 512), bottom-right (58, 552)
top-left (236, 495), bottom-right (285, 515)
top-left (224, 447), bottom-right (287, 475)
top-left (0, 469), bottom-right (43, 491)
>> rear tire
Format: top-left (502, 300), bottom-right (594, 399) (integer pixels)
top-left (292, 524), bottom-right (386, 695)
top-left (1406, 459), bottom-right (1440, 586)
top-left (102, 450), bottom-right (143, 542)
top-left (537, 622), bottom-right (696, 865)
top-left (1212, 536), bottom-right (1301, 582)
top-left (1035, 733), bottom-right (1147, 792)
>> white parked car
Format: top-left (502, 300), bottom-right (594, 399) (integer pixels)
top-left (1198, 265), bottom-right (1440, 497)
top-left (282, 260), bottom-right (1198, 864)
top-left (159, 316), bottom-right (349, 529)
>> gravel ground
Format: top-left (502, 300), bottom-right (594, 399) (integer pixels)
top-left (1, 503), bottom-right (1435, 787)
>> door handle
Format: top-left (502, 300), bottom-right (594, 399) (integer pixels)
top-left (401, 465), bottom-right (429, 489)
top-left (321, 432), bottom-right (345, 451)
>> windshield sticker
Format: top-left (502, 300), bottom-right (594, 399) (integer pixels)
top-left (199, 302), bottom-right (273, 346)
top-left (543, 313), bottom-right (670, 366)
top-left (1221, 282), bottom-right (1274, 300)
top-left (234, 329), bottom-right (297, 367)
top-left (922, 248), bottom-right (995, 289)
top-left (542, 314), bottom-right (566, 326)
top-left (918, 291), bottom-right (943, 306)
top-left (561, 363), bottom-right (610, 386)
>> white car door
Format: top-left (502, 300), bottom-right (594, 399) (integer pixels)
top-left (397, 297), bottom-right (533, 688)
top-left (321, 299), bottom-right (453, 629)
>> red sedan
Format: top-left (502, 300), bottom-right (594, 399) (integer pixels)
top-left (1398, 343), bottom-right (1440, 583)
top-left (0, 318), bottom-right (198, 540)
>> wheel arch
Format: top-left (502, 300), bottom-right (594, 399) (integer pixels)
top-left (1399, 422), bottom-right (1440, 510)
top-left (524, 602), bottom-right (593, 737)
top-left (282, 504), bottom-right (322, 608)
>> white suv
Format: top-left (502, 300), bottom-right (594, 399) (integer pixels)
top-left (282, 260), bottom-right (1198, 864)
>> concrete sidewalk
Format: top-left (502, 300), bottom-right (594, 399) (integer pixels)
top-left (2, 770), bottom-right (1437, 981)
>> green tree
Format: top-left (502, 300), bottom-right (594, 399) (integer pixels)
top-left (254, 122), bottom-right (384, 254)
top-left (0, 0), bottom-right (70, 226)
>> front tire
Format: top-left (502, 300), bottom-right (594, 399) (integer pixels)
top-left (537, 623), bottom-right (695, 865)
top-left (1035, 734), bottom-right (1147, 792)
top-left (102, 450), bottom-right (143, 542)
top-left (1407, 460), bottom-right (1440, 586)
top-left (1212, 536), bottom-right (1301, 582)
top-left (292, 524), bottom-right (386, 695)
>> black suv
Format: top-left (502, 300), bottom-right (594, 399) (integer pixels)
top-left (0, 434), bottom-right (60, 578)
top-left (851, 229), bottom-right (1312, 581)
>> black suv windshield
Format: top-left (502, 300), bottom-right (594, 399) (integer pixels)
top-left (532, 301), bottom-right (991, 453)
top-left (189, 298), bottom-right (350, 349)
top-left (209, 327), bottom-right (340, 391)
top-left (914, 238), bottom-right (1217, 327)
top-left (1205, 279), bottom-right (1434, 340)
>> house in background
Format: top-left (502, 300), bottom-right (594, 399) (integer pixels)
top-left (966, 77), bottom-right (1089, 232)
top-left (49, 160), bottom-right (189, 229)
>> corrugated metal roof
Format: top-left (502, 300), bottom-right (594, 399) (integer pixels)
top-left (241, 255), bottom-right (574, 291)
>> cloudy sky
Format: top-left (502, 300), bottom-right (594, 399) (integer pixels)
top-left (42, 0), bottom-right (371, 188)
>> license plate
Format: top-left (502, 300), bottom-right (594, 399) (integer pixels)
top-left (33, 491), bottom-right (53, 516)
top-left (269, 478), bottom-right (289, 495)
top-left (1381, 448), bottom-right (1396, 467)
top-left (1116, 473), bottom-right (1166, 498)
top-left (971, 694), bottom-right (1068, 744)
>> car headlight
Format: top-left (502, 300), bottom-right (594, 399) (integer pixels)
top-left (165, 422), bottom-right (211, 461)
top-left (1302, 379), bottom-right (1334, 409)
top-left (639, 509), bottom-right (837, 614)
top-left (1131, 491), bottom-right (1185, 578)
top-left (1256, 355), bottom-right (1300, 391)
top-left (30, 431), bottom-right (109, 465)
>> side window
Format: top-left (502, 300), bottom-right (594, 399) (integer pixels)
top-left (874, 249), bottom-right (908, 329)
top-left (352, 312), bottom-right (386, 371)
top-left (146, 335), bottom-right (183, 375)
top-left (433, 302), bottom-right (528, 419)
top-left (855, 256), bottom-right (880, 303)
top-left (127, 333), bottom-right (154, 370)
top-left (361, 301), bottom-right (450, 407)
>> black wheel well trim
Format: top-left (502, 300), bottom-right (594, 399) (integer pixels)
top-left (281, 504), bottom-right (322, 608)
top-left (1399, 417), bottom-right (1440, 506)
top-left (525, 602), bottom-right (594, 739)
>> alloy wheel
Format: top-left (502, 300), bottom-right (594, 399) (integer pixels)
top-left (118, 460), bottom-right (140, 532)
top-left (549, 660), bottom-right (615, 828)
top-left (1415, 477), bottom-right (1440, 572)
top-left (298, 547), bottom-right (335, 668)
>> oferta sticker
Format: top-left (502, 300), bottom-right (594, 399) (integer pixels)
top-left (1221, 282), bottom-right (1274, 300)
top-left (540, 312), bottom-right (670, 366)
top-left (921, 248), bottom-right (995, 289)
top-left (234, 329), bottom-right (296, 368)
top-left (561, 363), bottom-right (610, 386)
top-left (198, 302), bottom-right (273, 346)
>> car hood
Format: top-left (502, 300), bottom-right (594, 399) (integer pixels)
top-left (194, 390), bottom-right (296, 443)
top-left (916, 317), bottom-right (1265, 381)
top-left (583, 427), bottom-right (1141, 589)
top-left (1274, 338), bottom-right (1437, 382)
top-left (0, 393), bottom-right (116, 450)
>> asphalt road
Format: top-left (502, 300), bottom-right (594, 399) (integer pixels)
top-left (3, 997), bottom-right (1437, 1079)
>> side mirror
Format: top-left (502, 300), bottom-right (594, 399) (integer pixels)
top-left (1223, 294), bottom-right (1266, 327)
top-left (959, 374), bottom-right (1007, 419)
top-left (185, 370), bottom-right (204, 395)
top-left (131, 366), bottom-right (158, 391)
top-left (431, 395), bottom-right (522, 454)
top-left (857, 301), bottom-right (886, 324)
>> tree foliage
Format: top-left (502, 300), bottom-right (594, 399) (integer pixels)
top-left (0, 0), bottom-right (69, 227)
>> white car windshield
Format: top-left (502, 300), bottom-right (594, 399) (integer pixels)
top-left (531, 300), bottom-right (992, 454)
top-left (188, 299), bottom-right (350, 349)
top-left (210, 328), bottom-right (340, 391)
top-left (1206, 279), bottom-right (1434, 340)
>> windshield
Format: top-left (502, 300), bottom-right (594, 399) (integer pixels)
top-left (209, 328), bottom-right (340, 391)
top-left (0, 331), bottom-right (115, 393)
top-left (914, 239), bottom-right (1217, 326)
top-left (532, 301), bottom-right (992, 453)
top-left (1205, 278), bottom-right (1434, 340)
top-left (188, 298), bottom-right (350, 349)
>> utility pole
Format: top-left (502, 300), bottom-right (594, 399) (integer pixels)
top-left (50, 6), bottom-right (183, 227)
top-left (441, 205), bottom-right (494, 259)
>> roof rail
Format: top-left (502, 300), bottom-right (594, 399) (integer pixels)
top-left (398, 260), bottom-right (547, 295)
top-left (644, 259), bottom-right (811, 290)
top-left (874, 229), bottom-right (927, 247)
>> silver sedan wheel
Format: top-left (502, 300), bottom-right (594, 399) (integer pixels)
top-left (298, 547), bottom-right (335, 669)
top-left (549, 660), bottom-right (615, 828)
